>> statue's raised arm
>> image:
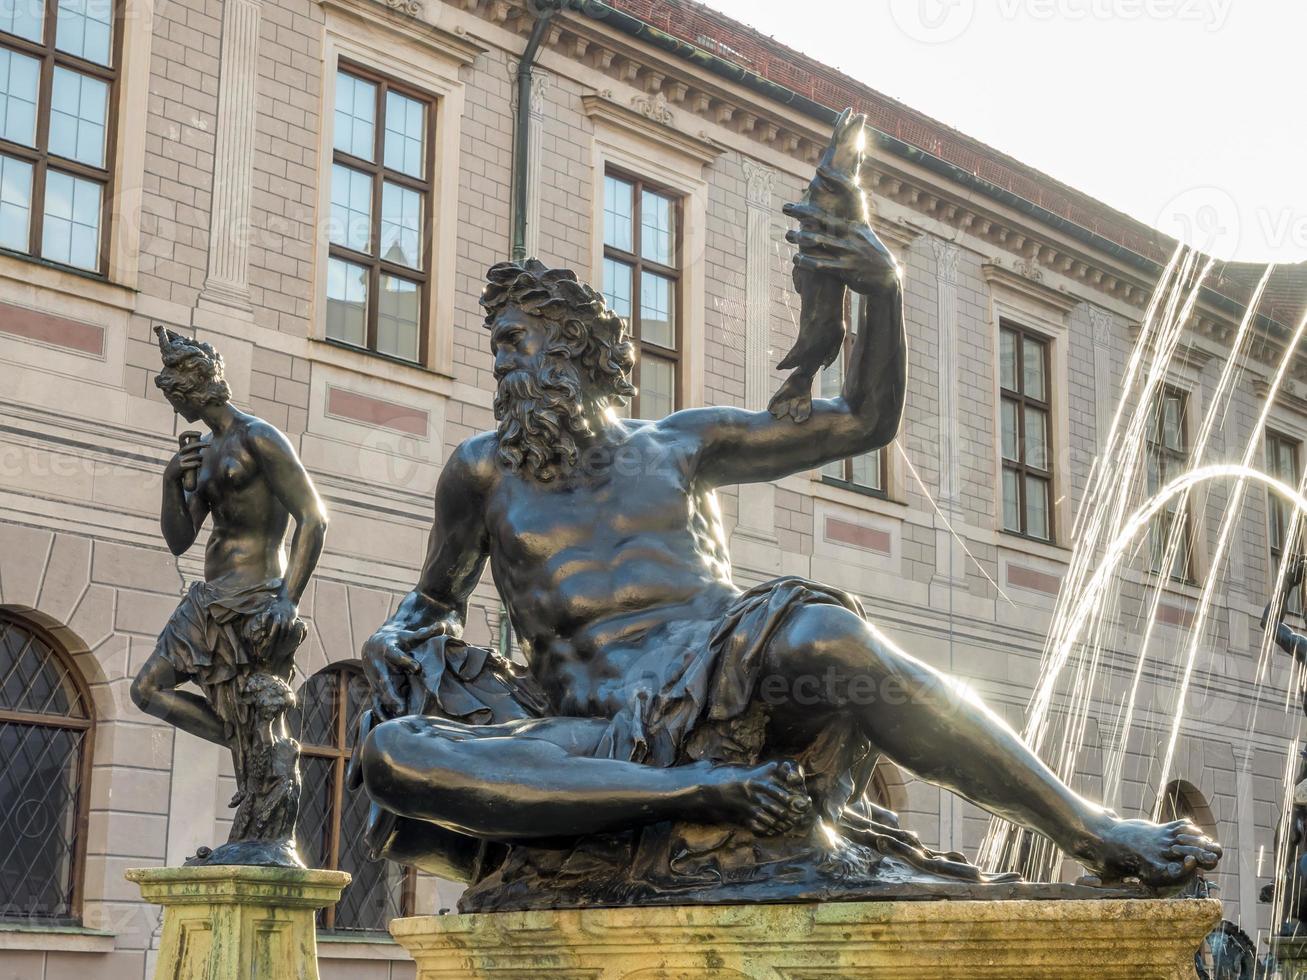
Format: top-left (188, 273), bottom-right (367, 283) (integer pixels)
top-left (663, 111), bottom-right (907, 489)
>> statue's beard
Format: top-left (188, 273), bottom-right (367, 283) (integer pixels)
top-left (494, 355), bottom-right (592, 482)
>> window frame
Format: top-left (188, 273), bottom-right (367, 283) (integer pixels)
top-left (0, 609), bottom-right (94, 924)
top-left (999, 320), bottom-right (1055, 543)
top-left (1267, 430), bottom-right (1304, 615)
top-left (1146, 384), bottom-right (1196, 584)
top-left (295, 663), bottom-right (415, 931)
top-left (0, 0), bottom-right (123, 276)
top-left (327, 60), bottom-right (436, 366)
top-left (601, 165), bottom-right (683, 418)
top-left (820, 291), bottom-right (887, 498)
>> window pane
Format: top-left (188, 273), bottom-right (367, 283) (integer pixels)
top-left (329, 164), bottom-right (372, 253)
top-left (383, 90), bottom-right (425, 178)
top-left (999, 327), bottom-right (1017, 392)
top-left (639, 354), bottom-right (674, 419)
top-left (1002, 468), bottom-right (1021, 532)
top-left (49, 68), bottom-right (109, 168)
top-left (820, 345), bottom-right (845, 399)
top-left (604, 174), bottom-right (633, 252)
top-left (1022, 335), bottom-right (1045, 401)
top-left (334, 71), bottom-right (376, 161)
top-left (821, 457), bottom-right (844, 481)
top-left (641, 188), bottom-right (676, 266)
top-left (0, 153), bottom-right (32, 252)
top-left (377, 274), bottom-right (419, 362)
top-left (850, 451), bottom-right (882, 491)
top-left (602, 257), bottom-right (632, 320)
top-left (1025, 475), bottom-right (1049, 541)
top-left (640, 271), bottom-right (675, 349)
top-left (55, 0), bottom-right (112, 66)
top-left (0, 48), bottom-right (39, 147)
top-left (1162, 394), bottom-right (1184, 451)
top-left (41, 171), bottom-right (100, 269)
top-left (1000, 397), bottom-right (1018, 462)
top-left (0, 722), bottom-right (83, 919)
top-left (0, 0), bottom-right (45, 43)
top-left (326, 257), bottom-right (368, 347)
top-left (380, 182), bottom-right (422, 270)
top-left (1024, 406), bottom-right (1048, 471)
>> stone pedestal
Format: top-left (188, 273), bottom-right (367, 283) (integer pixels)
top-left (391, 898), bottom-right (1220, 979)
top-left (1274, 935), bottom-right (1307, 978)
top-left (127, 866), bottom-right (351, 980)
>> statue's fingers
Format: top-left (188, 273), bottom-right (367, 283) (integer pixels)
top-left (385, 648), bottom-right (420, 673)
top-left (789, 230), bottom-right (843, 254)
top-left (372, 673), bottom-right (405, 718)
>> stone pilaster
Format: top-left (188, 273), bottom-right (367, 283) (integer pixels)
top-left (198, 0), bottom-right (261, 319)
top-left (732, 158), bottom-right (781, 569)
top-left (928, 237), bottom-right (967, 597)
top-left (1088, 305), bottom-right (1115, 452)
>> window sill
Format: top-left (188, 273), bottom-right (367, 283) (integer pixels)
top-left (308, 336), bottom-right (455, 393)
top-left (317, 930), bottom-right (409, 959)
top-left (0, 248), bottom-right (134, 311)
top-left (995, 530), bottom-right (1072, 565)
top-left (810, 475), bottom-right (907, 519)
top-left (0, 922), bottom-right (116, 953)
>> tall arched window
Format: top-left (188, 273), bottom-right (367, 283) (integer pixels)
top-left (0, 610), bottom-right (93, 922)
top-left (289, 664), bottom-right (415, 931)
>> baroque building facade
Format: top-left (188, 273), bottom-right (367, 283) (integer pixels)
top-left (0, 0), bottom-right (1303, 975)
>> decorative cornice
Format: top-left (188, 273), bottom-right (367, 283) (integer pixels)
top-left (981, 263), bottom-right (1079, 316)
top-left (319, 0), bottom-right (487, 65)
top-left (582, 92), bottom-right (723, 168)
top-left (446, 0), bottom-right (1297, 381)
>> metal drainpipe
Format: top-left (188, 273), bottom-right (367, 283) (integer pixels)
top-left (511, 1), bottom-right (561, 262)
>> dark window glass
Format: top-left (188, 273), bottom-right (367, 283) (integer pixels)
top-left (601, 170), bottom-right (681, 418)
top-left (0, 0), bottom-right (118, 273)
top-left (0, 612), bottom-right (92, 922)
top-left (288, 665), bottom-right (414, 931)
top-left (820, 292), bottom-right (886, 495)
top-left (999, 322), bottom-right (1053, 542)
top-left (1146, 386), bottom-right (1195, 582)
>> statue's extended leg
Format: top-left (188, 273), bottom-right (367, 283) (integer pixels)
top-left (130, 651), bottom-right (227, 745)
top-left (360, 715), bottom-right (812, 840)
top-left (762, 603), bottom-right (1221, 888)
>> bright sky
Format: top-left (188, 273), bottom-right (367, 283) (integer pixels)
top-left (700, 0), bottom-right (1306, 264)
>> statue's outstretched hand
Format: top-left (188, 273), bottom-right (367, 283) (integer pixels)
top-left (363, 622), bottom-right (452, 719)
top-left (784, 201), bottom-right (899, 297)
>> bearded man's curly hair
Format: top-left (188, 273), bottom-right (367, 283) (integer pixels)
top-left (154, 325), bottom-right (233, 406)
top-left (480, 259), bottom-right (636, 410)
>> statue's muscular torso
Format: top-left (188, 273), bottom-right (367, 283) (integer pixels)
top-left (470, 420), bottom-right (740, 716)
top-left (194, 418), bottom-right (292, 587)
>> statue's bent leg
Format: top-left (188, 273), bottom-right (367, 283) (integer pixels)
top-left (763, 603), bottom-right (1221, 887)
top-left (130, 649), bottom-right (226, 746)
top-left (360, 714), bottom-right (811, 840)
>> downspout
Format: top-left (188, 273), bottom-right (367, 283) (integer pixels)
top-left (512, 1), bottom-right (561, 262)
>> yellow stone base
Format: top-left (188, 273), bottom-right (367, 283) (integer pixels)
top-left (127, 865), bottom-right (351, 980)
top-left (391, 898), bottom-right (1221, 979)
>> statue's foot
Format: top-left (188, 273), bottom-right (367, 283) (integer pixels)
top-left (1077, 816), bottom-right (1221, 891)
top-left (768, 372), bottom-right (815, 422)
top-left (696, 759), bottom-right (812, 836)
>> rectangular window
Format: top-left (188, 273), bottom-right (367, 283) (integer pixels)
top-left (999, 322), bottom-right (1053, 542)
top-left (1146, 386), bottom-right (1195, 582)
top-left (0, 0), bottom-right (117, 273)
top-left (820, 292), bottom-right (885, 495)
top-left (326, 65), bottom-right (433, 364)
top-left (1268, 431), bottom-right (1302, 615)
top-left (601, 169), bottom-right (681, 418)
